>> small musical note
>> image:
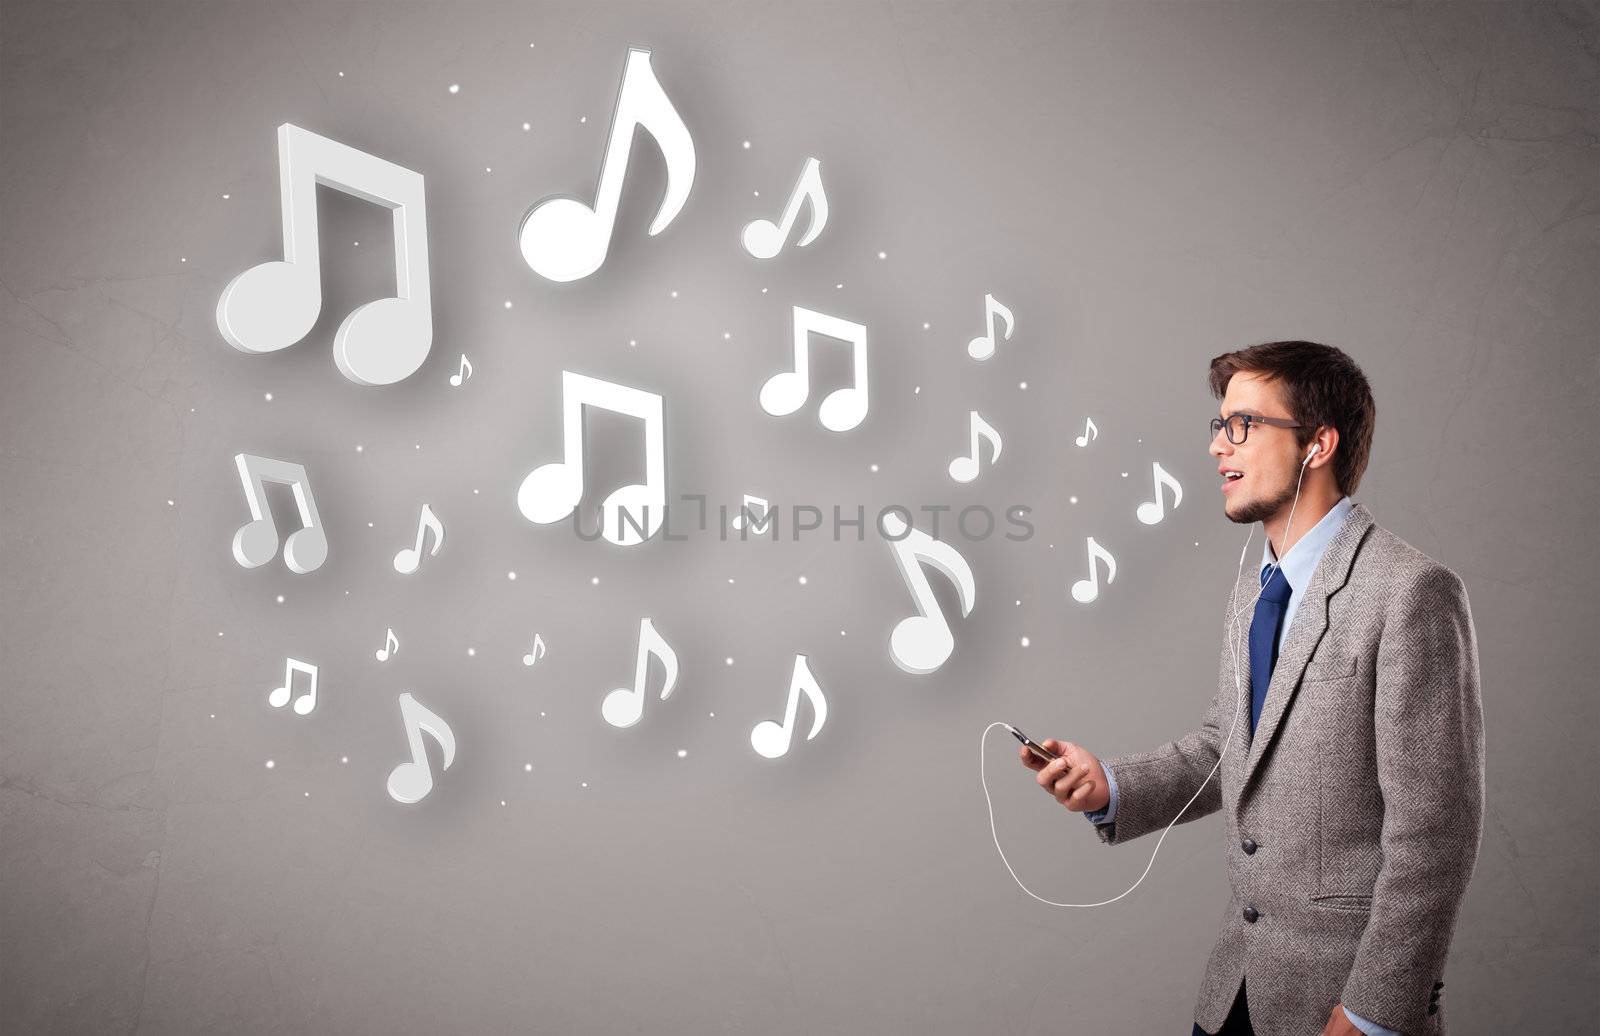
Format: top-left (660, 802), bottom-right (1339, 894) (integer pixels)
top-left (519, 47), bottom-right (696, 283)
top-left (750, 655), bottom-right (828, 759)
top-left (1070, 537), bottom-right (1117, 604)
top-left (601, 618), bottom-right (680, 728)
top-left (730, 494), bottom-right (771, 533)
top-left (948, 411), bottom-right (1003, 484)
top-left (881, 512), bottom-right (977, 675)
top-left (386, 692), bottom-right (457, 805)
top-left (1074, 417), bottom-right (1098, 448)
top-left (1136, 462), bottom-right (1184, 525)
top-left (231, 453), bottom-right (328, 574)
top-left (522, 633), bottom-right (547, 667)
top-left (742, 157), bottom-right (828, 259)
top-left (517, 371), bottom-right (667, 547)
top-left (267, 657), bottom-right (318, 715)
top-left (392, 503), bottom-right (444, 574)
top-left (966, 293), bottom-right (1014, 361)
top-left (217, 124), bottom-right (433, 386)
top-left (448, 353), bottom-right (473, 387)
top-left (760, 306), bottom-right (870, 433)
top-left (375, 628), bottom-right (399, 662)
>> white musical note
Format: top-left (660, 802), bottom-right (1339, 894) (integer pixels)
top-left (1074, 417), bottom-right (1098, 448)
top-left (741, 157), bottom-right (828, 259)
top-left (730, 494), bottom-right (771, 533)
top-left (750, 655), bottom-right (828, 759)
top-left (393, 503), bottom-right (444, 574)
top-left (519, 47), bottom-right (696, 282)
top-left (601, 618), bottom-right (679, 728)
top-left (448, 353), bottom-right (473, 387)
top-left (375, 628), bottom-right (399, 662)
top-left (759, 306), bottom-right (870, 433)
top-left (517, 371), bottom-right (667, 547)
top-left (1070, 537), bottom-right (1117, 604)
top-left (231, 453), bottom-right (328, 574)
top-left (1136, 462), bottom-right (1184, 525)
top-left (217, 124), bottom-right (433, 386)
top-left (268, 657), bottom-right (318, 716)
top-left (948, 411), bottom-right (1003, 483)
top-left (881, 512), bottom-right (977, 675)
top-left (966, 293), bottom-right (1014, 361)
top-left (521, 633), bottom-right (547, 667)
top-left (386, 692), bottom-right (457, 805)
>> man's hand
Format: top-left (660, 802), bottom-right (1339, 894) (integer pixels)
top-left (1320, 1004), bottom-right (1362, 1036)
top-left (1018, 739), bottom-right (1110, 813)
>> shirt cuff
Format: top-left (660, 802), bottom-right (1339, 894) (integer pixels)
top-left (1083, 762), bottom-right (1118, 826)
top-left (1342, 1006), bottom-right (1401, 1036)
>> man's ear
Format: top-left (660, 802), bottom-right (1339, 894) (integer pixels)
top-left (1306, 426), bottom-right (1339, 468)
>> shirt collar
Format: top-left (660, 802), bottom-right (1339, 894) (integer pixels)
top-left (1260, 495), bottom-right (1354, 591)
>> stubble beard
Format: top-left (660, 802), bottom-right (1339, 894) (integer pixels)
top-left (1226, 477), bottom-right (1296, 526)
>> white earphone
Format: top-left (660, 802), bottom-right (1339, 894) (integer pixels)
top-left (1303, 442), bottom-right (1321, 465)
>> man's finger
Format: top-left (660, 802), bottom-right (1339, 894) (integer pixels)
top-left (1036, 756), bottom-right (1071, 789)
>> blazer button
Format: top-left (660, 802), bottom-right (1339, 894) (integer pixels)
top-left (1241, 838), bottom-right (1257, 855)
top-left (1242, 906), bottom-right (1259, 923)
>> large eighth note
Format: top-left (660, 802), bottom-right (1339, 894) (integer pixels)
top-left (882, 512), bottom-right (977, 675)
top-left (601, 618), bottom-right (680, 728)
top-left (386, 692), bottom-right (457, 805)
top-left (231, 453), bottom-right (328, 574)
top-left (1070, 536), bottom-right (1117, 604)
top-left (393, 503), bottom-right (445, 574)
top-left (1135, 462), bottom-right (1183, 525)
top-left (517, 371), bottom-right (667, 547)
top-left (217, 124), bottom-right (433, 386)
top-left (760, 306), bottom-right (870, 433)
top-left (519, 47), bottom-right (696, 283)
top-left (742, 157), bottom-right (828, 259)
top-left (966, 293), bottom-right (1014, 361)
top-left (750, 655), bottom-right (828, 760)
top-left (948, 411), bottom-right (1003, 484)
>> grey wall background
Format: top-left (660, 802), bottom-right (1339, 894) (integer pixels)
top-left (3, 1), bottom-right (1596, 1032)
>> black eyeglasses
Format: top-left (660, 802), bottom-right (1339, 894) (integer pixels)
top-left (1210, 413), bottom-right (1303, 444)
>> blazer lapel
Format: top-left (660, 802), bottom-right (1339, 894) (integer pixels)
top-left (1241, 504), bottom-right (1374, 793)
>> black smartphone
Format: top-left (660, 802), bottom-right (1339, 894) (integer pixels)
top-left (1004, 723), bottom-right (1059, 764)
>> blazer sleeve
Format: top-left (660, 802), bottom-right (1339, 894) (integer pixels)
top-left (1091, 613), bottom-right (1236, 845)
top-left (1340, 564), bottom-right (1485, 1033)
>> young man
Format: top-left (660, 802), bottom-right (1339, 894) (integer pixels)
top-left (1022, 342), bottom-right (1483, 1036)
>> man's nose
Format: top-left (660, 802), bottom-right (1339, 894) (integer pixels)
top-left (1209, 428), bottom-right (1231, 458)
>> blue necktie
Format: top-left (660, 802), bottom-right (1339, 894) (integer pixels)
top-left (1249, 567), bottom-right (1293, 737)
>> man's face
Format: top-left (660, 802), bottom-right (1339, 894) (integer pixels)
top-left (1211, 372), bottom-right (1302, 525)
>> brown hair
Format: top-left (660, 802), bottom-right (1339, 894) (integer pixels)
top-left (1208, 340), bottom-right (1376, 495)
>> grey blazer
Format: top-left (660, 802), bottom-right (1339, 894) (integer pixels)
top-left (1097, 504), bottom-right (1484, 1036)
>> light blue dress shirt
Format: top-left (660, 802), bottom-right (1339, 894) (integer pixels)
top-left (1082, 498), bottom-right (1395, 1035)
